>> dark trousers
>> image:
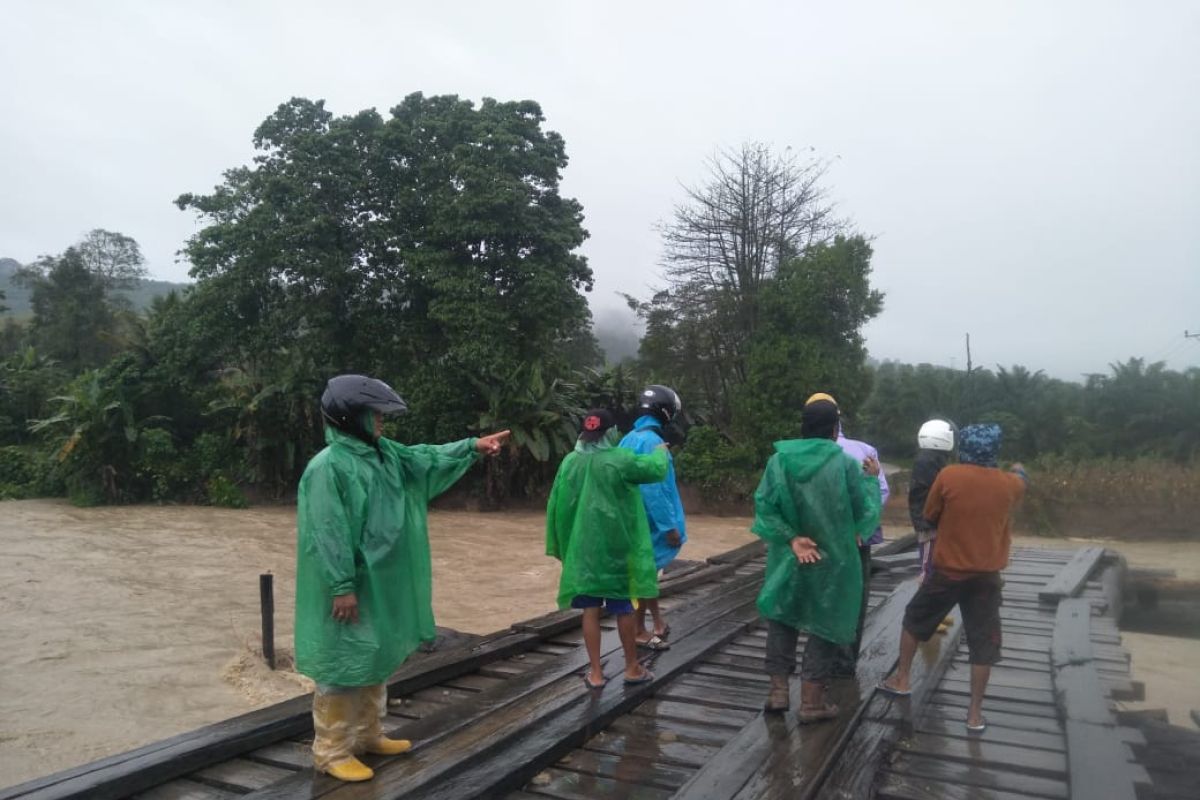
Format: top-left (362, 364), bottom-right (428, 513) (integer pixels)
top-left (764, 620), bottom-right (840, 682)
top-left (832, 544), bottom-right (871, 675)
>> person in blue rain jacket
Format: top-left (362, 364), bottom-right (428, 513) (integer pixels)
top-left (619, 385), bottom-right (687, 651)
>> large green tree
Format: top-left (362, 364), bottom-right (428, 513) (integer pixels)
top-left (175, 95), bottom-right (595, 492)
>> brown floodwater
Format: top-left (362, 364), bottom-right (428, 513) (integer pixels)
top-left (0, 499), bottom-right (1195, 787)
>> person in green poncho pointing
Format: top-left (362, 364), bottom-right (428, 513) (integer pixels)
top-left (295, 374), bottom-right (509, 782)
top-left (753, 398), bottom-right (882, 723)
top-left (546, 408), bottom-right (669, 690)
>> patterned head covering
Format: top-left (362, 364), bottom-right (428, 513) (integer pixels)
top-left (958, 424), bottom-right (1002, 467)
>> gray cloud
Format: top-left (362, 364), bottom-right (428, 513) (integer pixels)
top-left (2, 0), bottom-right (1197, 378)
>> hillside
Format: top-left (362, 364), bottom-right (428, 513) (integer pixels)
top-left (0, 257), bottom-right (189, 316)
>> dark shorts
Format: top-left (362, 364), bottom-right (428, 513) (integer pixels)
top-left (571, 595), bottom-right (635, 615)
top-left (903, 570), bottom-right (1003, 665)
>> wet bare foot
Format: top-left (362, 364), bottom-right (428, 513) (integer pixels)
top-left (624, 665), bottom-right (652, 682)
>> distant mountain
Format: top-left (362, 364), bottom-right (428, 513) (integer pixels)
top-left (0, 257), bottom-right (190, 317)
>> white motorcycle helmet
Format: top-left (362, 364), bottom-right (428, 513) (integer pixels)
top-left (917, 419), bottom-right (956, 452)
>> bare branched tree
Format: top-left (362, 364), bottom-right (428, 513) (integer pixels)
top-left (642, 143), bottom-right (845, 425)
top-left (76, 229), bottom-right (147, 290)
top-left (661, 143), bottom-right (842, 324)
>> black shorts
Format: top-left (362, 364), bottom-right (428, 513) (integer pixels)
top-left (903, 570), bottom-right (1003, 665)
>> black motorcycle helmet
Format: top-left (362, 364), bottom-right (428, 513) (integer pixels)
top-left (320, 375), bottom-right (408, 446)
top-left (637, 384), bottom-right (682, 425)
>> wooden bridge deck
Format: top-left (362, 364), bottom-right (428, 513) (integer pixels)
top-left (0, 538), bottom-right (1168, 800)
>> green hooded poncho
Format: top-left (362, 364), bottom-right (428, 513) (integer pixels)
top-left (294, 426), bottom-right (479, 687)
top-left (752, 438), bottom-right (882, 644)
top-left (545, 430), bottom-right (669, 608)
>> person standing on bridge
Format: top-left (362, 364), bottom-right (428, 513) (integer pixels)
top-left (546, 408), bottom-right (669, 690)
top-left (881, 423), bottom-right (1027, 734)
top-left (619, 385), bottom-right (687, 652)
top-left (910, 419), bottom-right (957, 582)
top-left (755, 398), bottom-right (882, 722)
top-left (805, 392), bottom-right (890, 678)
top-left (295, 374), bottom-right (509, 783)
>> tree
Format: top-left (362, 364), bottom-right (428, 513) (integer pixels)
top-left (15, 247), bottom-right (117, 370)
top-left (175, 95), bottom-right (595, 483)
top-left (640, 143), bottom-right (846, 428)
top-left (733, 236), bottom-right (883, 446)
top-left (75, 229), bottom-right (147, 291)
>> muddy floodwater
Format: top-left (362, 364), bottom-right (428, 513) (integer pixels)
top-left (0, 498), bottom-right (1197, 786)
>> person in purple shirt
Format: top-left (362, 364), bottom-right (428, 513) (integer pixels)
top-left (806, 393), bottom-right (890, 677)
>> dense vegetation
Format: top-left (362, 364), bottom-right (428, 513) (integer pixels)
top-left (1, 95), bottom-right (1195, 515)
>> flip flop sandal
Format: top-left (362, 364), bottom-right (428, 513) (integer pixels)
top-left (798, 702), bottom-right (840, 723)
top-left (583, 675), bottom-right (608, 690)
top-left (966, 717), bottom-right (988, 734)
top-left (656, 624), bottom-right (671, 640)
top-left (624, 670), bottom-right (655, 686)
top-left (637, 635), bottom-right (671, 651)
top-left (877, 681), bottom-right (912, 697)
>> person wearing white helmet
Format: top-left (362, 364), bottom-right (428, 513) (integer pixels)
top-left (911, 419), bottom-right (956, 584)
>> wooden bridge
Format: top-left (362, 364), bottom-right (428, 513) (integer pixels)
top-left (1, 539), bottom-right (1177, 800)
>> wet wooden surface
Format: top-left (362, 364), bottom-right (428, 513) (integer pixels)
top-left (5, 541), bottom-right (1166, 800)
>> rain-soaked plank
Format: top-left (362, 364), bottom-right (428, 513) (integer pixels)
top-left (190, 759), bottom-right (294, 792)
top-left (1039, 547), bottom-right (1106, 604)
top-left (1052, 598), bottom-right (1146, 800)
top-left (674, 579), bottom-right (919, 800)
top-left (897, 733), bottom-right (1067, 776)
top-left (877, 771), bottom-right (1049, 800)
top-left (130, 780), bottom-right (238, 800)
top-left (556, 749), bottom-right (694, 790)
top-left (884, 752), bottom-right (1068, 799)
top-left (523, 767), bottom-right (672, 800)
top-left (363, 599), bottom-right (762, 800)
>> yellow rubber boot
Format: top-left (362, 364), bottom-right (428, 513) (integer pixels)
top-left (367, 737), bottom-right (413, 756)
top-left (313, 688), bottom-right (367, 777)
top-left (357, 684), bottom-right (414, 757)
top-left (325, 756), bottom-right (375, 782)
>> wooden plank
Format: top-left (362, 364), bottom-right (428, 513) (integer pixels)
top-left (131, 780), bottom-right (237, 800)
top-left (878, 770), bottom-right (1055, 800)
top-left (245, 576), bottom-right (763, 800)
top-left (1039, 546), bottom-right (1106, 604)
top-left (916, 715), bottom-right (1064, 752)
top-left (190, 759), bottom-right (294, 792)
top-left (811, 603), bottom-right (965, 800)
top-left (580, 725), bottom-right (719, 769)
top-left (1051, 598), bottom-right (1145, 800)
top-left (898, 732), bottom-right (1067, 776)
top-left (605, 713), bottom-right (736, 749)
top-left (874, 532), bottom-right (918, 556)
top-left (919, 707), bottom-right (1062, 739)
top-left (886, 752), bottom-right (1069, 799)
top-left (630, 699), bottom-right (754, 730)
top-left (658, 562), bottom-right (739, 596)
top-left (355, 598), bottom-right (763, 800)
top-left (557, 750), bottom-right (695, 790)
top-left (524, 767), bottom-right (673, 800)
top-left (0, 628), bottom-right (538, 800)
top-left (672, 579), bottom-right (919, 800)
top-left (244, 741), bottom-right (310, 770)
top-left (705, 540), bottom-right (765, 565)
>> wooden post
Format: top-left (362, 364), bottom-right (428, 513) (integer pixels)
top-left (260, 572), bottom-right (275, 670)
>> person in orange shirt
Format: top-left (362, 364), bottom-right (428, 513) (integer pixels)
top-left (880, 423), bottom-right (1027, 733)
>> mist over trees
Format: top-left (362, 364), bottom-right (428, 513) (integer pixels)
top-left (0, 100), bottom-right (1194, 508)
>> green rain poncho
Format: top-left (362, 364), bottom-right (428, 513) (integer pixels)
top-left (294, 426), bottom-right (479, 687)
top-left (752, 438), bottom-right (882, 645)
top-left (545, 430), bottom-right (669, 608)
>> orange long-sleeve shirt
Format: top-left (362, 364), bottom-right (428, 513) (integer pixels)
top-left (923, 464), bottom-right (1027, 576)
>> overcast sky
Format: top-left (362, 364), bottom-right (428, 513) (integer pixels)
top-left (2, 1), bottom-right (1197, 379)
